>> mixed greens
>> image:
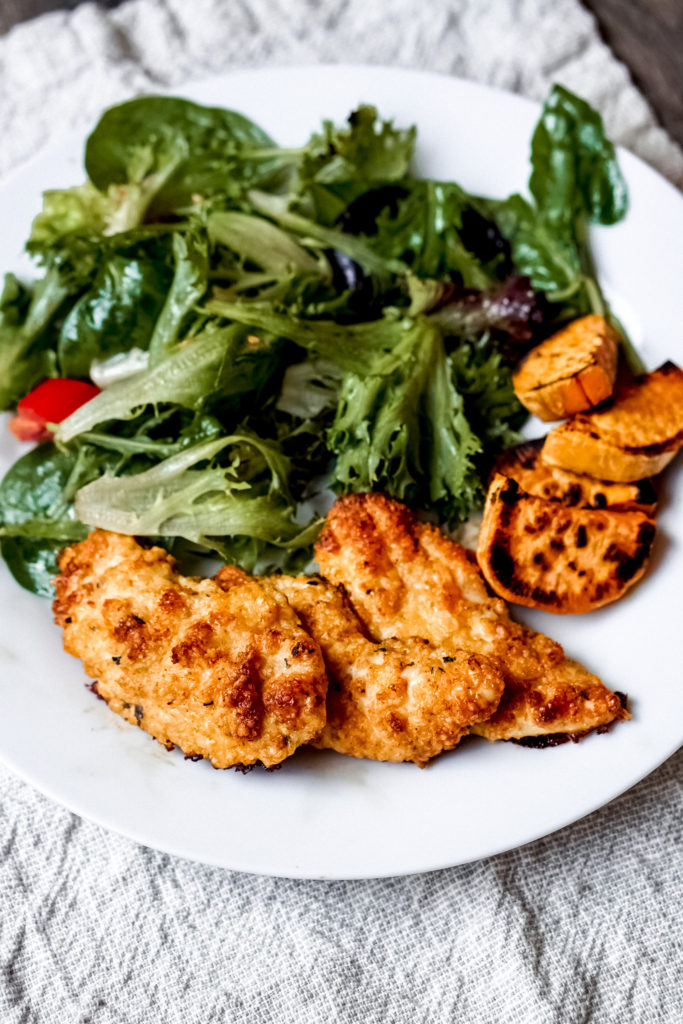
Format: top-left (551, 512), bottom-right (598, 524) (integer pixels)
top-left (0, 84), bottom-right (633, 595)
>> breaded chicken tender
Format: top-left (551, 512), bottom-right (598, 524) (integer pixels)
top-left (54, 531), bottom-right (328, 768)
top-left (316, 493), bottom-right (628, 744)
top-left (256, 573), bottom-right (503, 766)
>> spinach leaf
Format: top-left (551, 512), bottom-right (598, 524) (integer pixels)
top-left (529, 84), bottom-right (628, 229)
top-left (1, 538), bottom-right (69, 597)
top-left (523, 87), bottom-right (641, 370)
top-left (0, 343), bottom-right (56, 414)
top-left (0, 444), bottom-right (90, 595)
top-left (85, 96), bottom-right (284, 218)
top-left (366, 181), bottom-right (494, 287)
top-left (58, 254), bottom-right (172, 377)
top-left (0, 444), bottom-right (88, 534)
top-left (0, 275), bottom-right (45, 408)
top-left (0, 266), bottom-right (72, 410)
top-left (487, 195), bottom-right (584, 300)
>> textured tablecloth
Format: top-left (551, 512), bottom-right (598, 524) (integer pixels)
top-left (1, 2), bottom-right (682, 1022)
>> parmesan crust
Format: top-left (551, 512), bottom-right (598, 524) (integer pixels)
top-left (54, 531), bottom-right (328, 768)
top-left (267, 574), bottom-right (503, 766)
top-left (316, 493), bottom-right (628, 743)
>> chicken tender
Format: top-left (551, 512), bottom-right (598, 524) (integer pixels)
top-left (54, 531), bottom-right (328, 768)
top-left (316, 493), bottom-right (628, 744)
top-left (254, 573), bottom-right (503, 766)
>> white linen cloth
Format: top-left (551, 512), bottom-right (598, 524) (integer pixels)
top-left (1, 2), bottom-right (682, 1021)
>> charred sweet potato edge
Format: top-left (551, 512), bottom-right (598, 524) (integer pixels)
top-left (480, 476), bottom-right (656, 611)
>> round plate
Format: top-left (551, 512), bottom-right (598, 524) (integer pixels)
top-left (0, 66), bottom-right (681, 879)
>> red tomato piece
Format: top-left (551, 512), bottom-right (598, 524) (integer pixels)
top-left (8, 378), bottom-right (100, 442)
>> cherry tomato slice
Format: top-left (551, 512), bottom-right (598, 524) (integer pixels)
top-left (9, 378), bottom-right (100, 442)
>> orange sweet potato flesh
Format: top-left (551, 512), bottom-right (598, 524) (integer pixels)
top-left (477, 474), bottom-right (656, 614)
top-left (513, 315), bottom-right (618, 421)
top-left (542, 362), bottom-right (683, 481)
top-left (494, 439), bottom-right (657, 515)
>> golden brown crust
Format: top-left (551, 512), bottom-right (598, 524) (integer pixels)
top-left (54, 531), bottom-right (328, 768)
top-left (542, 362), bottom-right (683, 481)
top-left (513, 315), bottom-right (618, 421)
top-left (477, 474), bottom-right (656, 614)
top-left (268, 574), bottom-right (504, 765)
top-left (494, 439), bottom-right (657, 515)
top-left (316, 493), bottom-right (628, 742)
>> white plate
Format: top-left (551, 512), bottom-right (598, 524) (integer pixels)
top-left (0, 66), bottom-right (681, 880)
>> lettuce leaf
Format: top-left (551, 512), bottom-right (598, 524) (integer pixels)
top-left (55, 324), bottom-right (248, 441)
top-left (299, 105), bottom-right (415, 188)
top-left (327, 320), bottom-right (482, 522)
top-left (147, 230), bottom-right (209, 366)
top-left (74, 435), bottom-right (319, 563)
top-left (0, 87), bottom-right (634, 591)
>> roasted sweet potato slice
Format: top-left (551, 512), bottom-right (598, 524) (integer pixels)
top-left (494, 439), bottom-right (657, 514)
top-left (542, 362), bottom-right (683, 481)
top-left (513, 315), bottom-right (618, 421)
top-left (477, 474), bottom-right (656, 614)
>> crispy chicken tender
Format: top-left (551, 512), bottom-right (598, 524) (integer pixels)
top-left (258, 574), bottom-right (503, 766)
top-left (54, 531), bottom-right (327, 768)
top-left (316, 493), bottom-right (628, 744)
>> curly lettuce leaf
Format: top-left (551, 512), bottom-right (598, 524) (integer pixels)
top-left (357, 181), bottom-right (494, 287)
top-left (299, 105), bottom-right (415, 188)
top-left (147, 230), bottom-right (209, 366)
top-left (328, 320), bottom-right (482, 523)
top-left (55, 324), bottom-right (249, 441)
top-left (449, 336), bottom-right (526, 450)
top-left (206, 296), bottom-right (410, 375)
top-left (74, 435), bottom-right (319, 556)
top-left (29, 183), bottom-right (112, 247)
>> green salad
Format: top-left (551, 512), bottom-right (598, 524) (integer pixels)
top-left (0, 84), bottom-right (636, 596)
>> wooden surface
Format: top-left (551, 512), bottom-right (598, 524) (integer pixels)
top-left (1, 0), bottom-right (681, 149)
top-left (583, 0), bottom-right (683, 149)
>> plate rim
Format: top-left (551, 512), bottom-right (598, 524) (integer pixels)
top-left (0, 63), bottom-right (681, 879)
